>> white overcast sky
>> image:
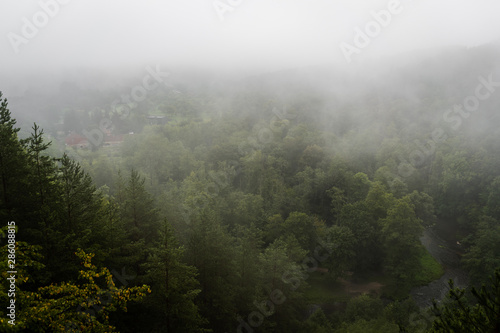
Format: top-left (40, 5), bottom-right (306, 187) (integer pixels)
top-left (1, 0), bottom-right (500, 76)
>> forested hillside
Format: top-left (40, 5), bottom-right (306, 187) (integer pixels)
top-left (1, 44), bottom-right (500, 332)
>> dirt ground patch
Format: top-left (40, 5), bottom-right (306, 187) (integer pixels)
top-left (338, 278), bottom-right (384, 296)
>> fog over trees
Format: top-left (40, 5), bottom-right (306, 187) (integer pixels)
top-left (1, 1), bottom-right (500, 332)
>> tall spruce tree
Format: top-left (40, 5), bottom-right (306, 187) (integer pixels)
top-left (0, 93), bottom-right (30, 226)
top-left (27, 123), bottom-right (56, 209)
top-left (119, 169), bottom-right (160, 242)
top-left (142, 220), bottom-right (207, 332)
top-left (110, 169), bottom-right (160, 282)
top-left (185, 210), bottom-right (238, 332)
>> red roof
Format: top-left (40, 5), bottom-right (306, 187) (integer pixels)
top-left (65, 133), bottom-right (88, 146)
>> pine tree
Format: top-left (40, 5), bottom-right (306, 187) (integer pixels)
top-left (59, 153), bottom-right (100, 238)
top-left (185, 210), bottom-right (238, 331)
top-left (0, 92), bottom-right (30, 225)
top-left (431, 270), bottom-right (500, 332)
top-left (27, 123), bottom-right (56, 209)
top-left (119, 169), bottom-right (160, 242)
top-left (110, 169), bottom-right (160, 284)
top-left (142, 220), bottom-right (207, 332)
top-left (26, 125), bottom-right (61, 280)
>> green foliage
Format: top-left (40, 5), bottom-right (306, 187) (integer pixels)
top-left (409, 190), bottom-right (438, 227)
top-left (485, 176), bottom-right (500, 220)
top-left (233, 224), bottom-right (264, 314)
top-left (221, 191), bottom-right (264, 227)
top-left (348, 172), bottom-right (371, 202)
top-left (2, 61), bottom-right (500, 333)
top-left (0, 247), bottom-right (150, 332)
top-left (256, 239), bottom-right (309, 331)
top-left (27, 123), bottom-right (57, 209)
top-left (142, 220), bottom-right (207, 332)
top-left (301, 308), bottom-right (334, 333)
top-left (462, 216), bottom-right (500, 285)
top-left (380, 196), bottom-right (424, 285)
top-left (365, 181), bottom-right (395, 220)
top-left (117, 169), bottom-right (160, 242)
top-left (414, 248), bottom-right (445, 286)
top-left (435, 151), bottom-right (480, 223)
top-left (281, 212), bottom-right (317, 252)
top-left (185, 211), bottom-right (238, 332)
top-left (334, 318), bottom-right (399, 333)
top-left (59, 154), bottom-right (101, 245)
top-left (430, 270), bottom-right (500, 332)
top-left (344, 294), bottom-right (384, 323)
top-left (338, 201), bottom-right (382, 273)
top-left (322, 225), bottom-right (356, 280)
top-left (327, 186), bottom-right (346, 219)
top-left (0, 93), bottom-right (31, 222)
top-left (299, 144), bottom-right (325, 169)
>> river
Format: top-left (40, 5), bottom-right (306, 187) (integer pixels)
top-left (410, 227), bottom-right (469, 308)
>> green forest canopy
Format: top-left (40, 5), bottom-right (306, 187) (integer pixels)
top-left (1, 45), bottom-right (500, 332)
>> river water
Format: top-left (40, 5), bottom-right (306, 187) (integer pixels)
top-left (410, 227), bottom-right (469, 308)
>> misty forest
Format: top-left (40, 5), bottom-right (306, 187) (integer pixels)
top-left (2, 2), bottom-right (500, 332)
top-left (1, 43), bottom-right (500, 332)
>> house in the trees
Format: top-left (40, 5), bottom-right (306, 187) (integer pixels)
top-left (146, 115), bottom-right (168, 125)
top-left (103, 134), bottom-right (125, 147)
top-left (65, 132), bottom-right (89, 149)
